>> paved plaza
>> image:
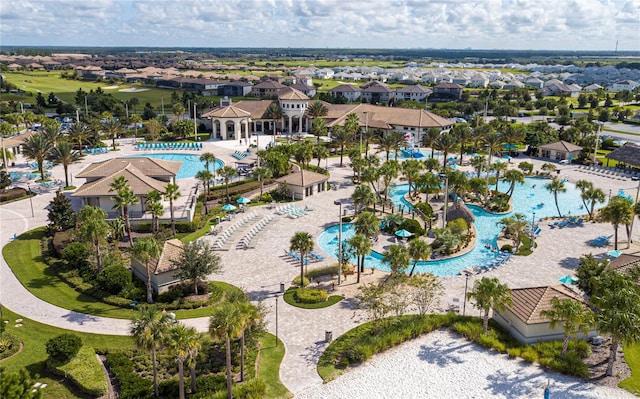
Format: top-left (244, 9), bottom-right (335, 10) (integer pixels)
top-left (1, 137), bottom-right (640, 396)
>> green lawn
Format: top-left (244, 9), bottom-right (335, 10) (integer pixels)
top-left (2, 228), bottom-right (239, 320)
top-left (1, 307), bottom-right (133, 399)
top-left (258, 334), bottom-right (291, 398)
top-left (621, 343), bottom-right (640, 395)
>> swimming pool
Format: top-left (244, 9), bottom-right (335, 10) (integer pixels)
top-left (317, 177), bottom-right (602, 276)
top-left (126, 153), bottom-right (224, 179)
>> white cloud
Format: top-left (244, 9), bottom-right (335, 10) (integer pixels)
top-left (0, 0), bottom-right (637, 50)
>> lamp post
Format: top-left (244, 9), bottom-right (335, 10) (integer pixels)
top-left (439, 173), bottom-right (449, 229)
top-left (334, 200), bottom-right (343, 285)
top-left (530, 212), bottom-right (536, 250)
top-left (193, 103), bottom-right (198, 141)
top-left (463, 271), bottom-right (471, 316)
top-left (26, 184), bottom-right (34, 218)
top-left (274, 294), bottom-right (279, 347)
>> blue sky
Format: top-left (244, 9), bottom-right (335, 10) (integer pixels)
top-left (1, 0), bottom-right (639, 51)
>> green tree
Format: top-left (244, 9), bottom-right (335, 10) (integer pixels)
top-left (379, 160), bottom-right (400, 201)
top-left (575, 254), bottom-right (608, 297)
top-left (130, 306), bottom-right (171, 397)
top-left (332, 127), bottom-right (351, 167)
top-left (252, 166), bottom-right (272, 199)
top-left (195, 169), bottom-right (213, 214)
top-left (265, 102), bottom-right (284, 135)
top-left (290, 231), bottom-right (314, 286)
top-left (545, 177), bottom-right (566, 218)
top-left (497, 213), bottom-right (528, 250)
top-left (0, 368), bottom-right (43, 399)
top-left (434, 132), bottom-right (457, 170)
top-left (408, 239), bottom-right (431, 276)
top-left (68, 121), bottom-right (90, 150)
top-left (235, 299), bottom-right (263, 382)
top-left (173, 119), bottom-right (195, 140)
top-left (351, 184), bottom-right (376, 214)
top-left (576, 180), bottom-right (606, 220)
top-left (347, 233), bottom-right (372, 283)
top-left (145, 190), bottom-right (164, 233)
top-left (165, 324), bottom-right (201, 399)
top-left (601, 195), bottom-right (634, 250)
top-left (422, 127), bottom-right (441, 158)
top-left (103, 118), bottom-right (123, 151)
top-left (210, 302), bottom-right (245, 399)
top-left (483, 131), bottom-right (503, 165)
top-left (470, 155), bottom-right (487, 178)
top-left (313, 144), bottom-right (329, 168)
top-left (218, 165), bottom-right (237, 204)
top-left (199, 152), bottom-right (217, 174)
top-left (354, 211), bottom-right (380, 241)
top-left (402, 159), bottom-right (423, 199)
top-left (310, 115), bottom-right (328, 145)
top-left (382, 244), bottom-right (411, 274)
top-left (540, 297), bottom-right (594, 358)
top-left (406, 273), bottom-right (443, 315)
top-left (451, 123), bottom-right (472, 163)
top-left (467, 277), bottom-right (513, 334)
top-left (173, 240), bottom-right (221, 295)
top-left (21, 133), bottom-right (53, 180)
top-left (48, 140), bottom-right (81, 187)
top-left (164, 183), bottom-right (181, 236)
top-left (77, 206), bottom-right (109, 273)
top-left (46, 191), bottom-right (76, 232)
top-left (111, 184), bottom-right (139, 246)
top-left (502, 169), bottom-right (525, 201)
top-left (131, 237), bottom-right (161, 304)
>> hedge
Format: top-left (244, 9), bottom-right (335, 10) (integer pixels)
top-left (0, 187), bottom-right (29, 203)
top-left (106, 351), bottom-right (153, 399)
top-left (48, 346), bottom-right (108, 397)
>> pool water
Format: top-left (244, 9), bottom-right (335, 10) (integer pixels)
top-left (126, 153), bottom-right (224, 179)
top-left (317, 177), bottom-right (603, 276)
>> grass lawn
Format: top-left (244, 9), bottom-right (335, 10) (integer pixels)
top-left (283, 287), bottom-right (344, 309)
top-left (621, 343), bottom-right (640, 395)
top-left (2, 228), bottom-right (240, 320)
top-left (258, 334), bottom-right (291, 398)
top-left (1, 307), bottom-right (133, 399)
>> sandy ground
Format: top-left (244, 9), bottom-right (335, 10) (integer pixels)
top-left (295, 330), bottom-right (637, 399)
top-left (118, 87), bottom-right (149, 92)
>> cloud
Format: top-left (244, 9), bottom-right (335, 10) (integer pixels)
top-left (0, 0), bottom-right (637, 50)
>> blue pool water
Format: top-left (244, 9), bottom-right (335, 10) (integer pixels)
top-left (126, 153), bottom-right (224, 179)
top-left (317, 177), bottom-right (602, 276)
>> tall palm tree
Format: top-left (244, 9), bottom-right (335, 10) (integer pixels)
top-left (210, 302), bottom-right (244, 399)
top-left (236, 300), bottom-right (262, 382)
top-left (377, 132), bottom-right (402, 161)
top-left (408, 239), bottom-right (431, 276)
top-left (540, 297), bottom-right (594, 358)
top-left (382, 244), bottom-right (411, 274)
top-left (130, 306), bottom-right (171, 398)
top-left (103, 118), bottom-right (123, 151)
top-left (48, 140), bottom-right (81, 187)
top-left (111, 185), bottom-right (139, 246)
top-left (347, 233), bottom-right (372, 283)
top-left (310, 115), bottom-right (328, 145)
top-left (172, 103), bottom-right (186, 121)
top-left (195, 169), bottom-right (213, 214)
top-left (576, 180), bottom-right (606, 220)
top-left (601, 196), bottom-right (634, 250)
top-left (434, 132), bottom-right (457, 170)
top-left (77, 205), bottom-right (109, 273)
top-left (252, 166), bottom-right (272, 199)
top-left (379, 160), bottom-right (400, 201)
top-left (199, 152), bottom-right (217, 174)
top-left (451, 123), bottom-right (471, 163)
top-left (41, 124), bottom-right (62, 145)
top-left (290, 231), bottom-right (314, 286)
top-left (165, 324), bottom-right (201, 399)
top-left (218, 166), bottom-right (237, 203)
top-left (351, 184), bottom-right (376, 214)
top-left (332, 127), bottom-right (351, 167)
top-left (131, 237), bottom-right (161, 304)
top-left (67, 121), bottom-right (89, 150)
top-left (491, 161), bottom-right (508, 192)
top-left (470, 155), bottom-right (487, 178)
top-left (21, 133), bottom-right (53, 180)
top-left (265, 102), bottom-right (284, 137)
top-left (422, 127), bottom-right (441, 158)
top-left (306, 100), bottom-right (328, 135)
top-left (402, 159), bottom-right (423, 199)
top-left (545, 177), bottom-right (567, 218)
top-left (502, 169), bottom-right (525, 201)
top-left (313, 144), bottom-right (329, 168)
top-left (354, 211), bottom-right (380, 241)
top-left (501, 123), bottom-right (526, 157)
top-left (145, 190), bottom-right (164, 233)
top-left (467, 276), bottom-right (513, 334)
top-left (483, 131), bottom-right (503, 165)
top-left (164, 183), bottom-right (181, 236)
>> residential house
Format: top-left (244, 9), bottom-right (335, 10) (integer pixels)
top-left (538, 140), bottom-right (583, 161)
top-left (328, 84), bottom-right (361, 102)
top-left (361, 81), bottom-right (395, 104)
top-left (583, 83), bottom-right (603, 92)
top-left (275, 169), bottom-right (329, 199)
top-left (610, 80), bottom-right (639, 92)
top-left (431, 82), bottom-right (464, 101)
top-left (250, 80), bottom-right (287, 98)
top-left (395, 85), bottom-right (432, 103)
top-left (525, 77), bottom-right (544, 89)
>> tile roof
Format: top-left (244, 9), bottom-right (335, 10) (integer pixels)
top-left (72, 164), bottom-right (168, 197)
top-left (505, 285), bottom-right (588, 325)
top-left (329, 84), bottom-right (361, 93)
top-left (538, 140), bottom-right (583, 152)
top-left (151, 239), bottom-right (184, 274)
top-left (76, 157), bottom-right (180, 179)
top-left (202, 105), bottom-right (251, 118)
top-left (275, 170), bottom-right (329, 187)
top-left (253, 80), bottom-right (287, 89)
top-left (230, 100), bottom-right (277, 119)
top-left (325, 103), bottom-right (453, 130)
top-left (277, 87), bottom-right (309, 101)
top-left (608, 253), bottom-right (640, 274)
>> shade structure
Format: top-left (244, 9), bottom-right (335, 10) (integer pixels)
top-left (559, 275), bottom-right (579, 285)
top-left (221, 203), bottom-right (237, 211)
top-left (607, 249), bottom-right (622, 258)
top-left (236, 197), bottom-right (251, 204)
top-left (394, 229), bottom-right (413, 238)
top-left (447, 156), bottom-right (457, 162)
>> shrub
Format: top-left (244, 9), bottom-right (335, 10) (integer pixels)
top-left (210, 378), bottom-right (266, 399)
top-left (520, 346), bottom-right (539, 363)
top-left (48, 346), bottom-right (107, 396)
top-left (306, 264), bottom-right (339, 280)
top-left (294, 288), bottom-right (328, 304)
top-left (61, 242), bottom-right (89, 266)
top-left (46, 333), bottom-right (82, 363)
top-left (500, 244), bottom-right (514, 253)
top-left (400, 218), bottom-right (425, 236)
top-left (507, 347), bottom-right (522, 358)
top-left (0, 333), bottom-right (21, 360)
top-left (292, 275), bottom-right (310, 287)
top-left (106, 352), bottom-right (153, 398)
top-left (545, 353), bottom-right (590, 378)
top-left (96, 264), bottom-right (131, 295)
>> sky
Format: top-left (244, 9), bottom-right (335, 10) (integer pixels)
top-left (1, 0), bottom-right (639, 51)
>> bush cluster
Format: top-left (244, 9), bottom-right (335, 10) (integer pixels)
top-left (0, 187), bottom-right (28, 203)
top-left (106, 352), bottom-right (153, 398)
top-left (0, 333), bottom-right (21, 360)
top-left (96, 264), bottom-right (132, 295)
top-left (294, 288), bottom-right (328, 304)
top-left (48, 346), bottom-right (107, 396)
top-left (46, 333), bottom-right (82, 363)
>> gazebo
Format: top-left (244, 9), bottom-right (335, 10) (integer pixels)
top-left (605, 143), bottom-right (640, 171)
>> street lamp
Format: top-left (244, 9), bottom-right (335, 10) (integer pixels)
top-left (26, 184), bottom-right (34, 218)
top-left (334, 200), bottom-right (343, 285)
top-left (463, 271), bottom-right (471, 316)
top-left (439, 173), bottom-right (449, 229)
top-left (274, 294), bottom-right (279, 347)
top-left (530, 212), bottom-right (536, 250)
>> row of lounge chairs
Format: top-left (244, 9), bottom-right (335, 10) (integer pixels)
top-left (548, 218), bottom-right (583, 229)
top-left (238, 215), bottom-right (275, 249)
top-left (470, 252), bottom-right (513, 274)
top-left (29, 161), bottom-right (53, 169)
top-left (83, 147), bottom-right (109, 155)
top-left (212, 212), bottom-right (258, 250)
top-left (11, 171), bottom-right (51, 181)
top-left (284, 249), bottom-right (326, 264)
top-left (274, 204), bottom-right (312, 218)
top-left (136, 142), bottom-right (203, 151)
top-left (590, 235), bottom-right (612, 247)
top-left (231, 151), bottom-right (250, 160)
top-left (577, 165), bottom-right (639, 181)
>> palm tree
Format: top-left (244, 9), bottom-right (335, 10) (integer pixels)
top-left (470, 155), bottom-right (487, 178)
top-left (130, 306), bottom-right (171, 398)
top-left (313, 144), bottom-right (329, 168)
top-left (210, 302), bottom-right (244, 399)
top-left (576, 180), bottom-right (606, 220)
top-left (379, 160), bottom-right (400, 201)
top-left (111, 185), bottom-right (139, 246)
top-left (108, 216), bottom-right (126, 246)
top-left (172, 103), bottom-right (186, 121)
top-left (199, 152), bottom-right (217, 174)
top-left (68, 122), bottom-right (90, 150)
top-left (483, 131), bottom-right (503, 165)
top-left (601, 196), bottom-right (634, 250)
top-left (501, 124), bottom-right (526, 157)
top-left (540, 297), bottom-right (594, 358)
top-left (491, 161), bottom-right (508, 191)
top-left (408, 239), bottom-right (431, 276)
top-left (165, 324), bottom-right (201, 399)
top-left (467, 277), bottom-right (513, 334)
top-left (310, 116), bottom-right (328, 145)
top-left (77, 206), bottom-right (109, 273)
top-left (41, 124), bottom-right (62, 145)
top-left (545, 177), bottom-right (567, 218)
top-left (290, 231), bottom-right (313, 286)
top-left (48, 140), bottom-right (81, 187)
top-left (354, 211), bottom-right (380, 241)
top-left (145, 190), bottom-right (164, 233)
top-left (502, 169), bottom-right (525, 201)
top-left (236, 300), bottom-right (262, 382)
top-left (265, 102), bottom-right (284, 137)
top-left (195, 169), bottom-right (213, 214)
top-left (332, 127), bottom-right (351, 167)
top-left (347, 233), bottom-right (372, 283)
top-left (164, 183), bottom-right (181, 236)
top-left (103, 118), bottom-right (123, 151)
top-left (402, 159), bottom-right (423, 199)
top-left (497, 213), bottom-right (528, 250)
top-left (434, 132), bottom-right (457, 170)
top-left (306, 100), bottom-right (328, 135)
top-left (252, 166), bottom-right (272, 199)
top-left (382, 244), bottom-right (411, 274)
top-left (416, 172), bottom-right (440, 203)
top-left (218, 166), bottom-right (237, 203)
top-left (131, 237), bottom-right (161, 304)
top-left (351, 184), bottom-right (376, 214)
top-left (21, 133), bottom-right (53, 180)
top-left (422, 127), bottom-right (441, 158)
top-left (451, 123), bottom-right (471, 163)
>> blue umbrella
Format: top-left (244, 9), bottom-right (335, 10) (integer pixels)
top-left (221, 203), bottom-right (237, 211)
top-left (559, 275), bottom-right (579, 285)
top-left (236, 197), bottom-right (251, 204)
top-left (395, 229), bottom-right (413, 238)
top-left (607, 250), bottom-right (622, 258)
top-left (449, 164), bottom-right (460, 169)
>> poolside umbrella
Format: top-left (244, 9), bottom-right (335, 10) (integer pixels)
top-left (221, 203), bottom-right (237, 211)
top-left (470, 153), bottom-right (479, 158)
top-left (447, 156), bottom-right (457, 162)
top-left (449, 164), bottom-right (460, 169)
top-left (559, 275), bottom-right (579, 285)
top-left (236, 197), bottom-right (251, 204)
top-left (394, 229), bottom-right (413, 238)
top-left (503, 144), bottom-right (518, 150)
top-left (494, 158), bottom-right (504, 163)
top-left (607, 249), bottom-right (622, 258)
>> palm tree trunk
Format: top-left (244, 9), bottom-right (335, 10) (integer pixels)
top-left (190, 363), bottom-right (197, 393)
top-left (178, 360), bottom-right (185, 399)
top-left (614, 226), bottom-right (619, 250)
top-left (225, 336), bottom-right (233, 399)
top-left (554, 193), bottom-right (562, 217)
top-left (561, 335), bottom-right (569, 358)
top-left (112, 135), bottom-right (116, 151)
top-left (146, 261), bottom-right (153, 303)
top-left (240, 333), bottom-right (245, 381)
top-left (94, 237), bottom-right (102, 273)
top-left (124, 207), bottom-right (133, 247)
top-left (340, 145), bottom-right (345, 167)
top-left (152, 350), bottom-right (159, 397)
top-left (38, 161), bottom-right (45, 182)
top-left (63, 165), bottom-right (69, 187)
top-left (194, 279), bottom-right (199, 296)
top-left (410, 261), bottom-right (418, 276)
top-left (356, 255), bottom-right (361, 283)
top-left (482, 310), bottom-right (490, 334)
top-left (170, 199), bottom-right (176, 236)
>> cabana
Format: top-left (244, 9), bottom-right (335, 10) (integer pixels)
top-left (605, 143), bottom-right (640, 172)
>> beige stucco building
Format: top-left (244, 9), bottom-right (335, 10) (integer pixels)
top-left (131, 238), bottom-right (184, 294)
